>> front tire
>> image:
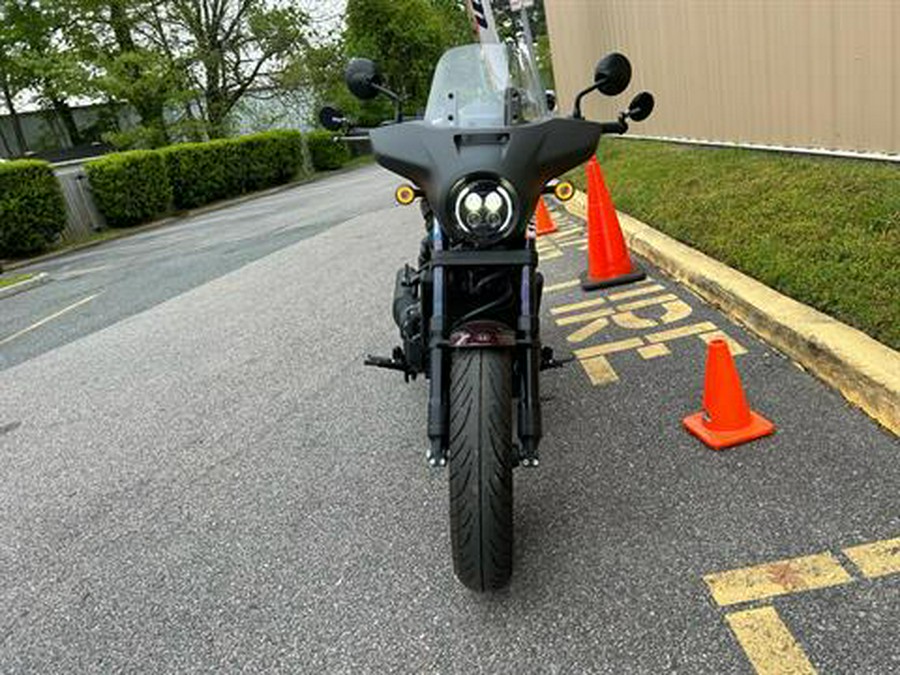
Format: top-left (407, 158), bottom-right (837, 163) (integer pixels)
top-left (448, 349), bottom-right (514, 591)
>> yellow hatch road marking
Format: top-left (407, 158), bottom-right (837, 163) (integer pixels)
top-left (567, 318), bottom-right (611, 343)
top-left (550, 296), bottom-right (607, 315)
top-left (616, 293), bottom-right (679, 311)
top-left (607, 283), bottom-right (665, 302)
top-left (725, 607), bottom-right (817, 675)
top-left (659, 299), bottom-right (693, 324)
top-left (612, 311), bottom-right (657, 330)
top-left (555, 307), bottom-right (615, 326)
top-left (538, 249), bottom-right (563, 261)
top-left (645, 321), bottom-right (718, 344)
top-left (637, 343), bottom-right (670, 359)
top-left (574, 337), bottom-right (645, 360)
top-left (705, 536), bottom-right (900, 674)
top-left (550, 226), bottom-right (583, 240)
top-left (704, 552), bottom-right (852, 607)
top-left (0, 294), bottom-right (100, 347)
top-left (556, 238), bottom-right (588, 248)
top-left (544, 279), bottom-right (580, 293)
top-left (699, 329), bottom-right (748, 356)
top-left (580, 356), bottom-right (619, 385)
top-left (843, 537), bottom-right (900, 578)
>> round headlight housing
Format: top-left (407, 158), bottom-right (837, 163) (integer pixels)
top-left (453, 179), bottom-right (516, 243)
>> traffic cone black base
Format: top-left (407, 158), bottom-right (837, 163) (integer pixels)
top-left (580, 265), bottom-right (645, 291)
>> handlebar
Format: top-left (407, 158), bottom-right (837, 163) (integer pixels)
top-left (598, 119), bottom-right (628, 135)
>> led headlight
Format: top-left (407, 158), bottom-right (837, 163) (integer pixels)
top-left (453, 179), bottom-right (516, 242)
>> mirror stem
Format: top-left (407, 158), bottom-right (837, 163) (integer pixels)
top-left (572, 83), bottom-right (599, 119)
top-left (373, 84), bottom-right (403, 122)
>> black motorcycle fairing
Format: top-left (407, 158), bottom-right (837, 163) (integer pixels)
top-left (370, 117), bottom-right (602, 241)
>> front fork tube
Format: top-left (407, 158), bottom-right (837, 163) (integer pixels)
top-left (425, 224), bottom-right (542, 468)
top-left (517, 253), bottom-right (542, 466)
top-left (426, 220), bottom-right (448, 467)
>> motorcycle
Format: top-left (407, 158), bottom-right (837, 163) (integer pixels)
top-left (321, 43), bottom-right (654, 591)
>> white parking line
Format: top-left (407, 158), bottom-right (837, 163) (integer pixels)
top-left (0, 294), bottom-right (100, 347)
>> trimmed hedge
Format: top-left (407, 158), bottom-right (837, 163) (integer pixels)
top-left (162, 130), bottom-right (307, 209)
top-left (307, 131), bottom-right (351, 171)
top-left (0, 160), bottom-right (67, 256)
top-left (86, 130), bottom-right (348, 228)
top-left (85, 150), bottom-right (172, 227)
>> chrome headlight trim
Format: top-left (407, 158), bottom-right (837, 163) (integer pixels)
top-left (452, 178), bottom-right (517, 243)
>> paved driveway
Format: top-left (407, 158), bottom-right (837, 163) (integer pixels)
top-left (1, 166), bottom-right (897, 673)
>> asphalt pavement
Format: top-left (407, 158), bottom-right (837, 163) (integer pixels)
top-left (0, 165), bottom-right (897, 673)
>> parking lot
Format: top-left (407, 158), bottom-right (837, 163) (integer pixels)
top-left (1, 166), bottom-right (897, 672)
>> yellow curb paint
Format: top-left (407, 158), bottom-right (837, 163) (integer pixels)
top-left (843, 537), bottom-right (900, 579)
top-left (699, 330), bottom-right (748, 356)
top-left (555, 307), bottom-right (615, 327)
top-left (659, 299), bottom-right (693, 324)
top-left (638, 343), bottom-right (671, 359)
top-left (574, 337), bottom-right (645, 360)
top-left (567, 317), bottom-right (611, 343)
top-left (580, 356), bottom-right (619, 385)
top-left (544, 279), bottom-right (580, 293)
top-left (615, 294), bottom-right (679, 312)
top-left (550, 296), bottom-right (607, 315)
top-left (645, 321), bottom-right (718, 344)
top-left (725, 606), bottom-right (817, 675)
top-left (612, 311), bottom-right (657, 330)
top-left (704, 553), bottom-right (852, 607)
top-left (607, 283), bottom-right (666, 302)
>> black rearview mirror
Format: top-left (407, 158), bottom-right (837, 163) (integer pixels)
top-left (319, 105), bottom-right (346, 131)
top-left (345, 58), bottom-right (382, 100)
top-left (594, 52), bottom-right (632, 96)
top-left (627, 91), bottom-right (654, 122)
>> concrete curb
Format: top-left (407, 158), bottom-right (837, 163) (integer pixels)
top-left (565, 191), bottom-right (900, 436)
top-left (0, 272), bottom-right (50, 299)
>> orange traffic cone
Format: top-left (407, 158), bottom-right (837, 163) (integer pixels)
top-left (535, 197), bottom-right (558, 236)
top-left (581, 156), bottom-right (645, 290)
top-left (683, 339), bottom-right (775, 449)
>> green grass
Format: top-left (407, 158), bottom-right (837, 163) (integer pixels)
top-left (567, 139), bottom-right (900, 350)
top-left (0, 272), bottom-right (33, 288)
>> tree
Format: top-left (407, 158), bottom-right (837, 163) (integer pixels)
top-left (139, 0), bottom-right (310, 136)
top-left (343, 0), bottom-right (471, 117)
top-left (0, 5), bottom-right (31, 154)
top-left (1, 0), bottom-right (93, 147)
top-left (69, 0), bottom-right (186, 146)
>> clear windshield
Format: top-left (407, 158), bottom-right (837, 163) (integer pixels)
top-left (424, 43), bottom-right (548, 129)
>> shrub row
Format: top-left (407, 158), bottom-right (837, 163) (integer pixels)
top-left (85, 151), bottom-right (172, 228)
top-left (0, 160), bottom-right (67, 257)
top-left (86, 130), bottom-right (350, 228)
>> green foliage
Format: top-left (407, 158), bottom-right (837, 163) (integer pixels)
top-left (288, 0), bottom-right (470, 126)
top-left (567, 139), bottom-right (900, 350)
top-left (161, 139), bottom-right (240, 209)
top-left (161, 130), bottom-right (307, 209)
top-left (85, 130), bottom-right (308, 226)
top-left (306, 131), bottom-right (351, 171)
top-left (345, 0), bottom-right (470, 115)
top-left (0, 160), bottom-right (67, 257)
top-left (85, 150), bottom-right (172, 227)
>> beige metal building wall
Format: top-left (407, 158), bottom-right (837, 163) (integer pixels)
top-left (545, 0), bottom-right (900, 155)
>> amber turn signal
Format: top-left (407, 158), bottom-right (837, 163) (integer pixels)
top-left (553, 180), bottom-right (574, 202)
top-left (395, 184), bottom-right (418, 205)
